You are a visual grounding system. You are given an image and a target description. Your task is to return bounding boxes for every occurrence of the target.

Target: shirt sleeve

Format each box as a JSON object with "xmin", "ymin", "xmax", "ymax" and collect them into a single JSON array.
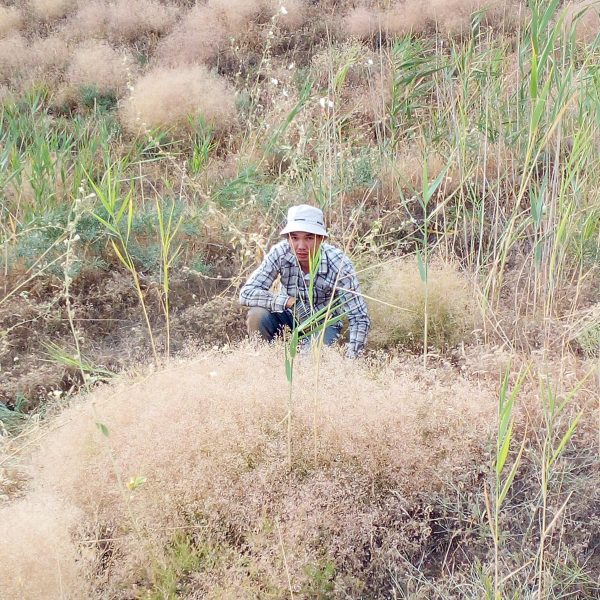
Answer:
[
  {"xmin": 239, "ymin": 248, "xmax": 289, "ymax": 313},
  {"xmin": 335, "ymin": 257, "xmax": 370, "ymax": 357}
]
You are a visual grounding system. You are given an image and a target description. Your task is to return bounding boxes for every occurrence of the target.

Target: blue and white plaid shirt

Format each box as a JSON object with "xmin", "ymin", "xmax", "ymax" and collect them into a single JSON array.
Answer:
[{"xmin": 240, "ymin": 240, "xmax": 370, "ymax": 356}]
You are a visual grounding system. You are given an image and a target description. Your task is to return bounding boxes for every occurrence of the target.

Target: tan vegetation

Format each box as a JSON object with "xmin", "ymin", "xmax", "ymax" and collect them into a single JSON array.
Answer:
[
  {"xmin": 0, "ymin": 1, "xmax": 599, "ymax": 596},
  {"xmin": 121, "ymin": 65, "xmax": 236, "ymax": 134},
  {"xmin": 31, "ymin": 0, "xmax": 78, "ymax": 22},
  {"xmin": 65, "ymin": 40, "xmax": 134, "ymax": 100},
  {"xmin": 1, "ymin": 344, "xmax": 597, "ymax": 598},
  {"xmin": 0, "ymin": 5, "xmax": 22, "ymax": 37},
  {"xmin": 156, "ymin": 0, "xmax": 270, "ymax": 68},
  {"xmin": 366, "ymin": 258, "xmax": 479, "ymax": 350},
  {"xmin": 0, "ymin": 493, "xmax": 85, "ymax": 599},
  {"xmin": 62, "ymin": 0, "xmax": 180, "ymax": 43},
  {"xmin": 344, "ymin": 0, "xmax": 525, "ymax": 39},
  {"xmin": 0, "ymin": 34, "xmax": 27, "ymax": 83},
  {"xmin": 104, "ymin": 0, "xmax": 180, "ymax": 42}
]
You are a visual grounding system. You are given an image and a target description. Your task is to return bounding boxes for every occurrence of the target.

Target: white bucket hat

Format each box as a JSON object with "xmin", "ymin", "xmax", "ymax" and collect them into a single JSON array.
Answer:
[{"xmin": 280, "ymin": 204, "xmax": 328, "ymax": 237}]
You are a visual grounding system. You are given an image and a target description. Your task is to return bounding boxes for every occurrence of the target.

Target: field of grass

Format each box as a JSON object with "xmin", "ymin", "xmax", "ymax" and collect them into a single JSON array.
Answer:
[{"xmin": 0, "ymin": 1, "xmax": 599, "ymax": 598}]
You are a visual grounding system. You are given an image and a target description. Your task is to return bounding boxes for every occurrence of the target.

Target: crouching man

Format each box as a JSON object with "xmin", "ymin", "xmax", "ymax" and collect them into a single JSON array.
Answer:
[{"xmin": 239, "ymin": 205, "xmax": 370, "ymax": 358}]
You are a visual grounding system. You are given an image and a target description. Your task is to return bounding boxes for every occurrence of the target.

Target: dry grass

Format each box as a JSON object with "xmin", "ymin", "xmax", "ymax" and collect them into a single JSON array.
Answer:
[
  {"xmin": 156, "ymin": 0, "xmax": 267, "ymax": 67},
  {"xmin": 378, "ymin": 148, "xmax": 460, "ymax": 202},
  {"xmin": 344, "ymin": 0, "xmax": 525, "ymax": 39},
  {"xmin": 0, "ymin": 34, "xmax": 28, "ymax": 83},
  {"xmin": 104, "ymin": 0, "xmax": 180, "ymax": 42},
  {"xmin": 366, "ymin": 258, "xmax": 479, "ymax": 351},
  {"xmin": 31, "ymin": 0, "xmax": 78, "ymax": 22},
  {"xmin": 120, "ymin": 65, "xmax": 236, "ymax": 135},
  {"xmin": 0, "ymin": 5, "xmax": 22, "ymax": 37},
  {"xmin": 1, "ymin": 343, "xmax": 597, "ymax": 597},
  {"xmin": 1, "ymin": 344, "xmax": 499, "ymax": 597},
  {"xmin": 27, "ymin": 36, "xmax": 70, "ymax": 89},
  {"xmin": 0, "ymin": 493, "xmax": 86, "ymax": 599},
  {"xmin": 62, "ymin": 0, "xmax": 180, "ymax": 43},
  {"xmin": 59, "ymin": 0, "xmax": 105, "ymax": 40},
  {"xmin": 66, "ymin": 40, "xmax": 134, "ymax": 96}
]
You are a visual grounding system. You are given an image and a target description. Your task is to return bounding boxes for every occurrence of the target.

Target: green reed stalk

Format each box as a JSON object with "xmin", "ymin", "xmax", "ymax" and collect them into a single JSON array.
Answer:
[
  {"xmin": 88, "ymin": 161, "xmax": 159, "ymax": 365},
  {"xmin": 156, "ymin": 198, "xmax": 183, "ymax": 359},
  {"xmin": 535, "ymin": 373, "xmax": 587, "ymax": 599},
  {"xmin": 417, "ymin": 158, "xmax": 449, "ymax": 367},
  {"xmin": 486, "ymin": 366, "xmax": 527, "ymax": 599}
]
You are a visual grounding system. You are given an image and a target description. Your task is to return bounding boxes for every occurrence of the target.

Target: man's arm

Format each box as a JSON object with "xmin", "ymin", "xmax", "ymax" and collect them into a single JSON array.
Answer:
[
  {"xmin": 336, "ymin": 258, "xmax": 370, "ymax": 358},
  {"xmin": 239, "ymin": 248, "xmax": 291, "ymax": 312}
]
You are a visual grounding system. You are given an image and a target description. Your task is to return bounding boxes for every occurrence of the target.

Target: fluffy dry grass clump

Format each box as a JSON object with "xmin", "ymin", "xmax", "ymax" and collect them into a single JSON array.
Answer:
[
  {"xmin": 4, "ymin": 343, "xmax": 597, "ymax": 598},
  {"xmin": 104, "ymin": 0, "xmax": 180, "ymax": 42},
  {"xmin": 1, "ymin": 344, "xmax": 501, "ymax": 597},
  {"xmin": 25, "ymin": 36, "xmax": 70, "ymax": 89},
  {"xmin": 366, "ymin": 258, "xmax": 478, "ymax": 351},
  {"xmin": 378, "ymin": 149, "xmax": 460, "ymax": 203},
  {"xmin": 60, "ymin": 0, "xmax": 105, "ymax": 40},
  {"xmin": 0, "ymin": 493, "xmax": 86, "ymax": 599},
  {"xmin": 66, "ymin": 40, "xmax": 134, "ymax": 97},
  {"xmin": 0, "ymin": 5, "xmax": 22, "ymax": 37},
  {"xmin": 345, "ymin": 0, "xmax": 524, "ymax": 39},
  {"xmin": 1, "ymin": 347, "xmax": 495, "ymax": 598},
  {"xmin": 0, "ymin": 34, "xmax": 28, "ymax": 83},
  {"xmin": 63, "ymin": 0, "xmax": 180, "ymax": 43},
  {"xmin": 156, "ymin": 0, "xmax": 269, "ymax": 67},
  {"xmin": 120, "ymin": 65, "xmax": 236, "ymax": 135},
  {"xmin": 31, "ymin": 0, "xmax": 78, "ymax": 22}
]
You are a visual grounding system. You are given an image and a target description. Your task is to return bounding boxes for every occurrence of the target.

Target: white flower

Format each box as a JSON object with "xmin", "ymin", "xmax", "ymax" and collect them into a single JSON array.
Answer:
[
  {"xmin": 319, "ymin": 97, "xmax": 334, "ymax": 109},
  {"xmin": 366, "ymin": 58, "xmax": 374, "ymax": 66},
  {"xmin": 72, "ymin": 234, "xmax": 81, "ymax": 242},
  {"xmin": 287, "ymin": 62, "xmax": 295, "ymax": 70},
  {"xmin": 280, "ymin": 6, "xmax": 288, "ymax": 15},
  {"xmin": 282, "ymin": 88, "xmax": 289, "ymax": 97},
  {"xmin": 270, "ymin": 78, "xmax": 279, "ymax": 86}
]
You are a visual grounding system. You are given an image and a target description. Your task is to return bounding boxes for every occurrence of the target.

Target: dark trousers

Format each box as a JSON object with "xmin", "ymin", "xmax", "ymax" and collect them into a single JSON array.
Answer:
[{"xmin": 247, "ymin": 307, "xmax": 341, "ymax": 346}]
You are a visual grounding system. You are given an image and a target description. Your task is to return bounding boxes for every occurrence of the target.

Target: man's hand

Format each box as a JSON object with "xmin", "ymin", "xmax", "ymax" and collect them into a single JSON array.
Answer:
[{"xmin": 285, "ymin": 296, "xmax": 296, "ymax": 309}]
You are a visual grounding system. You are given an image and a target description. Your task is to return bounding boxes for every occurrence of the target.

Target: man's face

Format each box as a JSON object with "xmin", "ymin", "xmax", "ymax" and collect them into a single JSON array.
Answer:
[{"xmin": 289, "ymin": 231, "xmax": 324, "ymax": 268}]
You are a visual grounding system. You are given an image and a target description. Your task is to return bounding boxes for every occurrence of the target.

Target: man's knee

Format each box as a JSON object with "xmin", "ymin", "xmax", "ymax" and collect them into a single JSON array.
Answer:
[{"xmin": 247, "ymin": 307, "xmax": 271, "ymax": 339}]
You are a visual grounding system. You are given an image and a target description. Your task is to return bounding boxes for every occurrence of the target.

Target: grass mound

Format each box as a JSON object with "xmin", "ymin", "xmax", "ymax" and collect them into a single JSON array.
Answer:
[
  {"xmin": 366, "ymin": 258, "xmax": 479, "ymax": 352},
  {"xmin": 1, "ymin": 344, "xmax": 597, "ymax": 598}
]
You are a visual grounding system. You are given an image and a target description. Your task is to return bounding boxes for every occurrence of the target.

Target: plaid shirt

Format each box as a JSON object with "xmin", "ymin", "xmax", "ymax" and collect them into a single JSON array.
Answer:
[{"xmin": 240, "ymin": 240, "xmax": 370, "ymax": 356}]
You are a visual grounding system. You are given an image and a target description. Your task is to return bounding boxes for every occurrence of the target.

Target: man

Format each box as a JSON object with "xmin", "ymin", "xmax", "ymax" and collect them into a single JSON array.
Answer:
[{"xmin": 239, "ymin": 204, "xmax": 370, "ymax": 357}]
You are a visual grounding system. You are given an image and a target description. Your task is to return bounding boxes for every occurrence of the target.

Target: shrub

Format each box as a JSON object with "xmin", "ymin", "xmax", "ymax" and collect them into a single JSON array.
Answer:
[
  {"xmin": 0, "ymin": 493, "xmax": 86, "ymax": 598},
  {"xmin": 60, "ymin": 0, "xmax": 106, "ymax": 41},
  {"xmin": 3, "ymin": 345, "xmax": 501, "ymax": 597},
  {"xmin": 26, "ymin": 36, "xmax": 70, "ymax": 91},
  {"xmin": 105, "ymin": 0, "xmax": 180, "ymax": 43},
  {"xmin": 344, "ymin": 0, "xmax": 524, "ymax": 39},
  {"xmin": 268, "ymin": 0, "xmax": 307, "ymax": 31},
  {"xmin": 61, "ymin": 0, "xmax": 179, "ymax": 43},
  {"xmin": 0, "ymin": 34, "xmax": 28, "ymax": 83},
  {"xmin": 120, "ymin": 65, "xmax": 236, "ymax": 135},
  {"xmin": 378, "ymin": 148, "xmax": 460, "ymax": 204},
  {"xmin": 0, "ymin": 5, "xmax": 23, "ymax": 37},
  {"xmin": 156, "ymin": 0, "xmax": 266, "ymax": 67},
  {"xmin": 66, "ymin": 40, "xmax": 134, "ymax": 97},
  {"xmin": 572, "ymin": 304, "xmax": 600, "ymax": 358},
  {"xmin": 30, "ymin": 35, "xmax": 70, "ymax": 71},
  {"xmin": 366, "ymin": 258, "xmax": 478, "ymax": 351},
  {"xmin": 31, "ymin": 0, "xmax": 78, "ymax": 22}
]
